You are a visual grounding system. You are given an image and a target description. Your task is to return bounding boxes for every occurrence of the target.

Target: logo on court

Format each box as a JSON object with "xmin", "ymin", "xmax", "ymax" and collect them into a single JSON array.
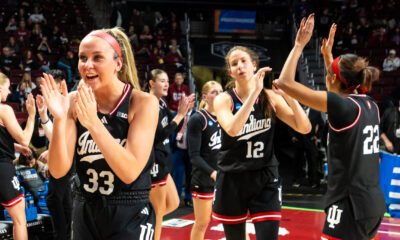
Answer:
[
  {"xmin": 327, "ymin": 205, "xmax": 343, "ymax": 229},
  {"xmin": 139, "ymin": 223, "xmax": 154, "ymax": 240},
  {"xmin": 11, "ymin": 176, "xmax": 20, "ymax": 191},
  {"xmin": 150, "ymin": 163, "xmax": 159, "ymax": 177}
]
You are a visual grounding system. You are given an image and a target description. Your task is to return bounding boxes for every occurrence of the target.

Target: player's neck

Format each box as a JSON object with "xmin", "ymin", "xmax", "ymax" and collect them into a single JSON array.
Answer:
[
  {"xmin": 95, "ymin": 80, "xmax": 125, "ymax": 113},
  {"xmin": 235, "ymin": 79, "xmax": 254, "ymax": 101}
]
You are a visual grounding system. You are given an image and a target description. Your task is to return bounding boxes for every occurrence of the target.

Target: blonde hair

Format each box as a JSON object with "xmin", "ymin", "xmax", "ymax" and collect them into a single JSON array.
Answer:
[
  {"xmin": 0, "ymin": 72, "xmax": 9, "ymax": 86},
  {"xmin": 85, "ymin": 27, "xmax": 140, "ymax": 90},
  {"xmin": 199, "ymin": 80, "xmax": 222, "ymax": 109},
  {"xmin": 225, "ymin": 46, "xmax": 272, "ymax": 119}
]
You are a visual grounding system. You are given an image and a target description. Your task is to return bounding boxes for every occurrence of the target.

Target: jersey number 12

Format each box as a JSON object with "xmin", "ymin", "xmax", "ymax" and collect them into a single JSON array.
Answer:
[{"xmin": 246, "ymin": 141, "xmax": 264, "ymax": 158}]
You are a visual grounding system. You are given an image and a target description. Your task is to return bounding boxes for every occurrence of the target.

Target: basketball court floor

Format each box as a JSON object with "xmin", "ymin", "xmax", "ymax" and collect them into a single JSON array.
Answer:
[{"xmin": 162, "ymin": 191, "xmax": 400, "ymax": 239}]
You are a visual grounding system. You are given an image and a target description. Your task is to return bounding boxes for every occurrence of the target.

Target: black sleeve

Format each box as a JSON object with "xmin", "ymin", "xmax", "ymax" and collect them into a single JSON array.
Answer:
[
  {"xmin": 187, "ymin": 114, "xmax": 215, "ymax": 176},
  {"xmin": 327, "ymin": 91, "xmax": 359, "ymax": 129},
  {"xmin": 154, "ymin": 109, "xmax": 178, "ymax": 145},
  {"xmin": 380, "ymin": 107, "xmax": 392, "ymax": 136}
]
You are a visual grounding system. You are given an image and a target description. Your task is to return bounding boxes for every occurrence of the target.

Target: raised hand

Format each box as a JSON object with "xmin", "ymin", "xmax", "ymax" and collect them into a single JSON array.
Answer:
[
  {"xmin": 25, "ymin": 93, "xmax": 36, "ymax": 116},
  {"xmin": 35, "ymin": 95, "xmax": 48, "ymax": 120},
  {"xmin": 41, "ymin": 73, "xmax": 69, "ymax": 120},
  {"xmin": 295, "ymin": 14, "xmax": 315, "ymax": 49},
  {"xmin": 321, "ymin": 23, "xmax": 337, "ymax": 56},
  {"xmin": 252, "ymin": 67, "xmax": 272, "ymax": 94},
  {"xmin": 74, "ymin": 83, "xmax": 98, "ymax": 130},
  {"xmin": 177, "ymin": 93, "xmax": 195, "ymax": 117},
  {"xmin": 19, "ymin": 145, "xmax": 32, "ymax": 156},
  {"xmin": 272, "ymin": 79, "xmax": 286, "ymax": 96}
]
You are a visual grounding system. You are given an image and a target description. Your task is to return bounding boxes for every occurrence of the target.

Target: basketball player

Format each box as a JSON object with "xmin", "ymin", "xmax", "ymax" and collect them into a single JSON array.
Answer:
[
  {"xmin": 188, "ymin": 81, "xmax": 223, "ymax": 240},
  {"xmin": 41, "ymin": 27, "xmax": 159, "ymax": 239},
  {"xmin": 0, "ymin": 72, "xmax": 36, "ymax": 240},
  {"xmin": 276, "ymin": 15, "xmax": 386, "ymax": 239},
  {"xmin": 212, "ymin": 44, "xmax": 311, "ymax": 238},
  {"xmin": 147, "ymin": 69, "xmax": 194, "ymax": 240}
]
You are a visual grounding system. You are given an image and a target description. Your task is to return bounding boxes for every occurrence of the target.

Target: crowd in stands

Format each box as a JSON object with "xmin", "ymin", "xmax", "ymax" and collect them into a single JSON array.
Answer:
[{"xmin": 299, "ymin": 0, "xmax": 400, "ymax": 110}]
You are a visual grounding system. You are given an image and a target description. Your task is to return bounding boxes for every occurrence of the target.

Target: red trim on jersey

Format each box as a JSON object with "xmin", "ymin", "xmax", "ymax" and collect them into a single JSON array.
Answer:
[
  {"xmin": 109, "ymin": 84, "xmax": 131, "ymax": 116},
  {"xmin": 191, "ymin": 191, "xmax": 214, "ymax": 200},
  {"xmin": 2, "ymin": 193, "xmax": 23, "ymax": 207},
  {"xmin": 212, "ymin": 212, "xmax": 248, "ymax": 224},
  {"xmin": 349, "ymin": 94, "xmax": 367, "ymax": 97},
  {"xmin": 151, "ymin": 175, "xmax": 168, "ymax": 188},
  {"xmin": 198, "ymin": 110, "xmax": 208, "ymax": 131},
  {"xmin": 372, "ymin": 101, "xmax": 380, "ymax": 122},
  {"xmin": 328, "ymin": 97, "xmax": 361, "ymax": 132},
  {"xmin": 159, "ymin": 98, "xmax": 167, "ymax": 110},
  {"xmin": 232, "ymin": 88, "xmax": 243, "ymax": 104},
  {"xmin": 321, "ymin": 233, "xmax": 342, "ymax": 240},
  {"xmin": 249, "ymin": 212, "xmax": 281, "ymax": 223},
  {"xmin": 202, "ymin": 109, "xmax": 217, "ymax": 123}
]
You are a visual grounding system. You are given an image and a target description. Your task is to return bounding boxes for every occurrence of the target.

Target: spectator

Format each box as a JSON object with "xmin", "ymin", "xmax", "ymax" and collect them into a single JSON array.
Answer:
[
  {"xmin": 382, "ymin": 49, "xmax": 400, "ymax": 72},
  {"xmin": 5, "ymin": 16, "xmax": 17, "ymax": 34},
  {"xmin": 391, "ymin": 27, "xmax": 400, "ymax": 46},
  {"xmin": 380, "ymin": 100, "xmax": 400, "ymax": 154},
  {"xmin": 31, "ymin": 23, "xmax": 44, "ymax": 47},
  {"xmin": 167, "ymin": 73, "xmax": 189, "ymax": 111},
  {"xmin": 57, "ymin": 50, "xmax": 78, "ymax": 84},
  {"xmin": 36, "ymin": 36, "xmax": 52, "ymax": 55},
  {"xmin": 36, "ymin": 52, "xmax": 51, "ymax": 73},
  {"xmin": 29, "ymin": 6, "xmax": 47, "ymax": 24},
  {"xmin": 156, "ymin": 39, "xmax": 168, "ymax": 57},
  {"xmin": 6, "ymin": 36, "xmax": 20, "ymax": 56},
  {"xmin": 149, "ymin": 47, "xmax": 164, "ymax": 67},
  {"xmin": 14, "ymin": 20, "xmax": 31, "ymax": 45},
  {"xmin": 127, "ymin": 25, "xmax": 139, "ymax": 50},
  {"xmin": 0, "ymin": 46, "xmax": 18, "ymax": 75},
  {"xmin": 19, "ymin": 72, "xmax": 36, "ymax": 93},
  {"xmin": 165, "ymin": 45, "xmax": 183, "ymax": 69},
  {"xmin": 20, "ymin": 49, "xmax": 38, "ymax": 71},
  {"xmin": 11, "ymin": 81, "xmax": 29, "ymax": 105},
  {"xmin": 139, "ymin": 24, "xmax": 154, "ymax": 45}
]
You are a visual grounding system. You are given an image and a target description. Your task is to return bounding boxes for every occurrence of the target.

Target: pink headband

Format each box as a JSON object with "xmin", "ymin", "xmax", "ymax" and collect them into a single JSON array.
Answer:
[{"xmin": 88, "ymin": 30, "xmax": 122, "ymax": 59}]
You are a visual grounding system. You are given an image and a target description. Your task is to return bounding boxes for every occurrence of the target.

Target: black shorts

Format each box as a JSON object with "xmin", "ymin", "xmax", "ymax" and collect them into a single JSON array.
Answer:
[
  {"xmin": 212, "ymin": 167, "xmax": 282, "ymax": 224},
  {"xmin": 322, "ymin": 197, "xmax": 383, "ymax": 240},
  {"xmin": 72, "ymin": 192, "xmax": 155, "ymax": 240},
  {"xmin": 191, "ymin": 185, "xmax": 214, "ymax": 200},
  {"xmin": 150, "ymin": 151, "xmax": 170, "ymax": 185},
  {"xmin": 0, "ymin": 162, "xmax": 24, "ymax": 208}
]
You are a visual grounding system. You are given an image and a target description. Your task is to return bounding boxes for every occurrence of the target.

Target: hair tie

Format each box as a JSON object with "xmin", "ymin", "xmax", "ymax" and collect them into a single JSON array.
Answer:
[{"xmin": 88, "ymin": 30, "xmax": 122, "ymax": 59}]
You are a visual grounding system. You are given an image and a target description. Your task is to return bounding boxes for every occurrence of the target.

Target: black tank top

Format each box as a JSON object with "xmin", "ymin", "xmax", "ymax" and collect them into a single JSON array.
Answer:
[
  {"xmin": 0, "ymin": 122, "xmax": 15, "ymax": 161},
  {"xmin": 189, "ymin": 109, "xmax": 221, "ymax": 186},
  {"xmin": 154, "ymin": 98, "xmax": 172, "ymax": 158},
  {"xmin": 326, "ymin": 94, "xmax": 386, "ymax": 219},
  {"xmin": 217, "ymin": 88, "xmax": 277, "ymax": 172},
  {"xmin": 74, "ymin": 84, "xmax": 152, "ymax": 196}
]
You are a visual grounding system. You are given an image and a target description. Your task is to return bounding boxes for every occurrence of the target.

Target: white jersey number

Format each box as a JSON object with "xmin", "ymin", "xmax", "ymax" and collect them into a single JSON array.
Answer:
[
  {"xmin": 363, "ymin": 125, "xmax": 379, "ymax": 155},
  {"xmin": 83, "ymin": 168, "xmax": 115, "ymax": 195},
  {"xmin": 246, "ymin": 141, "xmax": 264, "ymax": 158}
]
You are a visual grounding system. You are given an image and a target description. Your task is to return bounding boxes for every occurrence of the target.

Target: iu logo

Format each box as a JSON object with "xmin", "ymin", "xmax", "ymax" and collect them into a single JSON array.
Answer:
[
  {"xmin": 139, "ymin": 223, "xmax": 154, "ymax": 240},
  {"xmin": 327, "ymin": 205, "xmax": 343, "ymax": 229},
  {"xmin": 11, "ymin": 176, "xmax": 20, "ymax": 191},
  {"xmin": 150, "ymin": 163, "xmax": 159, "ymax": 178}
]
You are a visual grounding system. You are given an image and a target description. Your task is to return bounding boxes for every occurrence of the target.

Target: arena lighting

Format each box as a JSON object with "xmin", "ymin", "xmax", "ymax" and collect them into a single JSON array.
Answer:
[{"xmin": 211, "ymin": 42, "xmax": 271, "ymax": 62}]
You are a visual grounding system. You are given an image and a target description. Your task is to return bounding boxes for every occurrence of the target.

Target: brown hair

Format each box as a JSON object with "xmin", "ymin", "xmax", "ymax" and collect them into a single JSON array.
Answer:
[
  {"xmin": 334, "ymin": 54, "xmax": 380, "ymax": 92},
  {"xmin": 144, "ymin": 68, "xmax": 167, "ymax": 92},
  {"xmin": 21, "ymin": 72, "xmax": 33, "ymax": 89},
  {"xmin": 85, "ymin": 27, "xmax": 140, "ymax": 90},
  {"xmin": 225, "ymin": 46, "xmax": 272, "ymax": 119},
  {"xmin": 199, "ymin": 80, "xmax": 222, "ymax": 109}
]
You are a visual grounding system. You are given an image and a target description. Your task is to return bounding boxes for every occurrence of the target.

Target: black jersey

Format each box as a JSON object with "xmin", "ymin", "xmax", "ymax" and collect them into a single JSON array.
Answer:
[
  {"xmin": 154, "ymin": 98, "xmax": 176, "ymax": 160},
  {"xmin": 326, "ymin": 93, "xmax": 386, "ymax": 219},
  {"xmin": 217, "ymin": 88, "xmax": 277, "ymax": 172},
  {"xmin": 74, "ymin": 84, "xmax": 152, "ymax": 196},
  {"xmin": 188, "ymin": 109, "xmax": 221, "ymax": 187},
  {"xmin": 0, "ymin": 122, "xmax": 15, "ymax": 161}
]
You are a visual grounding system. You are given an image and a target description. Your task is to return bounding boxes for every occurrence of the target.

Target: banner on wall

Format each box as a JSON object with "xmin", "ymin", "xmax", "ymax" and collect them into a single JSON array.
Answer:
[
  {"xmin": 380, "ymin": 151, "xmax": 400, "ymax": 217},
  {"xmin": 214, "ymin": 10, "xmax": 256, "ymax": 33}
]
